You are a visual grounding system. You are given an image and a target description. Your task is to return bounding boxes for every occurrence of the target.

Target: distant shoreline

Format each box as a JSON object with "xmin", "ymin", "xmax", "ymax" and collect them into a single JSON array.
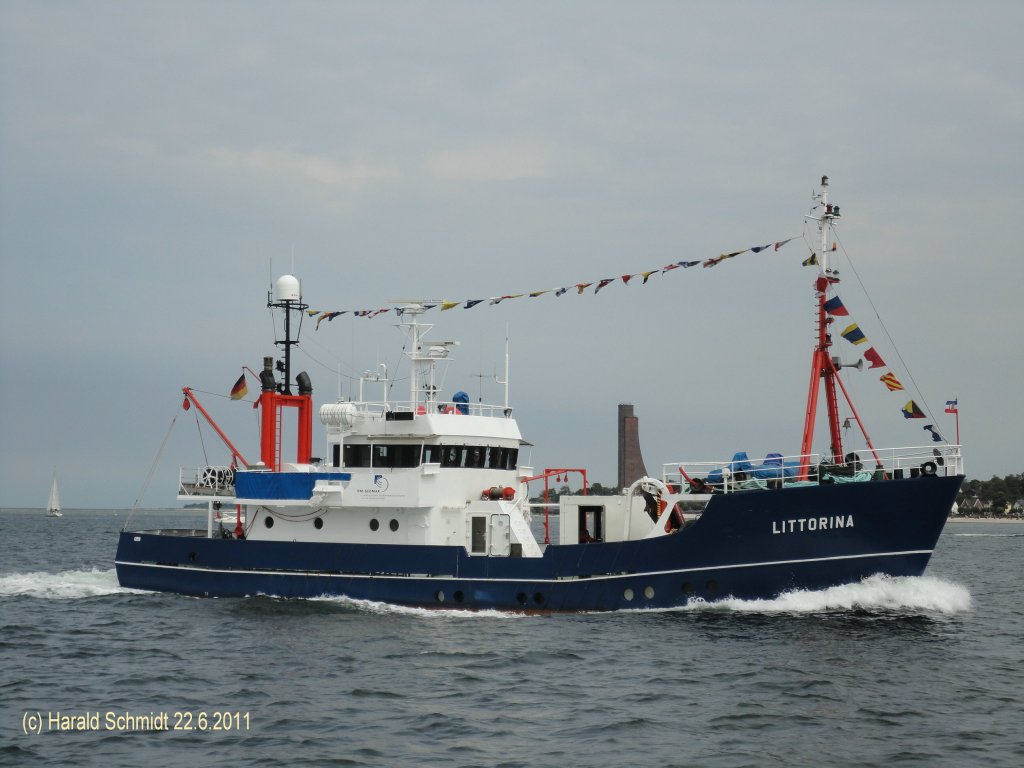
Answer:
[{"xmin": 947, "ymin": 517, "xmax": 1023, "ymax": 524}]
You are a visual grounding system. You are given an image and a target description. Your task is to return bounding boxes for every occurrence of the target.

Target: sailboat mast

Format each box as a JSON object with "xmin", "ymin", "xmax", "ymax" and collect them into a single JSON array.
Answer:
[{"xmin": 48, "ymin": 467, "xmax": 61, "ymax": 513}]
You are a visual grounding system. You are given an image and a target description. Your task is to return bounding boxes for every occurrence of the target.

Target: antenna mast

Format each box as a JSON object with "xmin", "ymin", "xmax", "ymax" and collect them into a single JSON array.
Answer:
[
  {"xmin": 268, "ymin": 275, "xmax": 308, "ymax": 394},
  {"xmin": 259, "ymin": 275, "xmax": 314, "ymax": 470},
  {"xmin": 394, "ymin": 301, "xmax": 458, "ymax": 412},
  {"xmin": 495, "ymin": 328, "xmax": 510, "ymax": 412}
]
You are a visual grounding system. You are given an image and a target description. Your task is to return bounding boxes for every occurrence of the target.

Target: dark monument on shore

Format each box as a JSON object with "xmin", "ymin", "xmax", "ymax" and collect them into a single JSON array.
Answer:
[{"xmin": 617, "ymin": 403, "xmax": 648, "ymax": 491}]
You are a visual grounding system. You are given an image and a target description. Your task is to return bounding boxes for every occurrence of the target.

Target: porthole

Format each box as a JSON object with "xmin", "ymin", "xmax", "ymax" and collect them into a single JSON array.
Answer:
[
  {"xmin": 435, "ymin": 590, "xmax": 445, "ymax": 603},
  {"xmin": 454, "ymin": 590, "xmax": 465, "ymax": 604},
  {"xmin": 682, "ymin": 582, "xmax": 694, "ymax": 594},
  {"xmin": 644, "ymin": 586, "xmax": 655, "ymax": 599},
  {"xmin": 369, "ymin": 519, "xmax": 380, "ymax": 531},
  {"xmin": 623, "ymin": 588, "xmax": 634, "ymax": 601},
  {"xmin": 314, "ymin": 517, "xmax": 324, "ymax": 530},
  {"xmin": 706, "ymin": 579, "xmax": 719, "ymax": 594},
  {"xmin": 533, "ymin": 592, "xmax": 545, "ymax": 606},
  {"xmin": 264, "ymin": 516, "xmax": 274, "ymax": 529},
  {"xmin": 516, "ymin": 592, "xmax": 528, "ymax": 605},
  {"xmin": 389, "ymin": 519, "xmax": 399, "ymax": 532}
]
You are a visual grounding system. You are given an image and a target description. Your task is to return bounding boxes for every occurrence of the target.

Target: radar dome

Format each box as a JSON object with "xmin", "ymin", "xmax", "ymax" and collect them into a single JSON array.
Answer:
[{"xmin": 275, "ymin": 275, "xmax": 301, "ymax": 302}]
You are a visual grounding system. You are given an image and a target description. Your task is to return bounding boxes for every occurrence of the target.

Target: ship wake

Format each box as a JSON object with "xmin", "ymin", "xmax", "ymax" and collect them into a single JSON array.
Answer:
[
  {"xmin": 0, "ymin": 568, "xmax": 144, "ymax": 599},
  {"xmin": 686, "ymin": 574, "xmax": 972, "ymax": 615}
]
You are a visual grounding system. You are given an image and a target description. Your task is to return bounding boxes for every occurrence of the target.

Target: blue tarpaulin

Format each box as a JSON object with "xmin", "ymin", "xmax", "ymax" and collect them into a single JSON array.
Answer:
[
  {"xmin": 708, "ymin": 452, "xmax": 752, "ymax": 484},
  {"xmin": 751, "ymin": 453, "xmax": 800, "ymax": 480},
  {"xmin": 708, "ymin": 452, "xmax": 799, "ymax": 484},
  {"xmin": 730, "ymin": 452, "xmax": 752, "ymax": 472},
  {"xmin": 236, "ymin": 471, "xmax": 351, "ymax": 500}
]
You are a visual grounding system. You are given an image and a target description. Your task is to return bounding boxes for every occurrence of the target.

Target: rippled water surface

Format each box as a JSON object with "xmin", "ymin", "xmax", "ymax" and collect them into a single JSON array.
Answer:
[{"xmin": 2, "ymin": 509, "xmax": 1022, "ymax": 767}]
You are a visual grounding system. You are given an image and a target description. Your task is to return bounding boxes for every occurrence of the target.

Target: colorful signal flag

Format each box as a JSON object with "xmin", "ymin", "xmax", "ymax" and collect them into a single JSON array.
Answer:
[
  {"xmin": 823, "ymin": 297, "xmax": 849, "ymax": 316},
  {"xmin": 864, "ymin": 347, "xmax": 885, "ymax": 369},
  {"xmin": 840, "ymin": 323, "xmax": 868, "ymax": 346},
  {"xmin": 902, "ymin": 400, "xmax": 926, "ymax": 419},
  {"xmin": 879, "ymin": 373, "xmax": 904, "ymax": 391}
]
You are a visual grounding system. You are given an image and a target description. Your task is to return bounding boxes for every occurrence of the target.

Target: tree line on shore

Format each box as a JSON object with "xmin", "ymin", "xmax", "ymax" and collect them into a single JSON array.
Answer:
[{"xmin": 957, "ymin": 472, "xmax": 1023, "ymax": 517}]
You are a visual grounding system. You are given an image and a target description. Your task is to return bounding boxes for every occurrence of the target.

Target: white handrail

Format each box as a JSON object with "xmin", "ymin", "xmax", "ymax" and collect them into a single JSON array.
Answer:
[{"xmin": 663, "ymin": 445, "xmax": 963, "ymax": 493}]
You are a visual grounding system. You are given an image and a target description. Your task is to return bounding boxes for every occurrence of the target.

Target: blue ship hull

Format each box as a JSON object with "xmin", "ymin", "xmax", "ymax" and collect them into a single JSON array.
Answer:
[{"xmin": 116, "ymin": 475, "xmax": 961, "ymax": 611}]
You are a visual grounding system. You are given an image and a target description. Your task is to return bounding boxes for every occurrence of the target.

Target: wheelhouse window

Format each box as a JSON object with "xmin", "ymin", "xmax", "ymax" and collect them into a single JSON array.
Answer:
[
  {"xmin": 486, "ymin": 446, "xmax": 519, "ymax": 470},
  {"xmin": 342, "ymin": 444, "xmax": 371, "ymax": 468},
  {"xmin": 434, "ymin": 444, "xmax": 518, "ymax": 469},
  {"xmin": 351, "ymin": 442, "xmax": 518, "ymax": 470},
  {"xmin": 373, "ymin": 444, "xmax": 421, "ymax": 468},
  {"xmin": 423, "ymin": 444, "xmax": 441, "ymax": 465},
  {"xmin": 441, "ymin": 446, "xmax": 465, "ymax": 468}
]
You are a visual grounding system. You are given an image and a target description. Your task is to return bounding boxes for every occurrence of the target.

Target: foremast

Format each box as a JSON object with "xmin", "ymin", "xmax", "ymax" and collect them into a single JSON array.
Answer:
[
  {"xmin": 259, "ymin": 275, "xmax": 314, "ymax": 470},
  {"xmin": 799, "ymin": 176, "xmax": 880, "ymax": 475}
]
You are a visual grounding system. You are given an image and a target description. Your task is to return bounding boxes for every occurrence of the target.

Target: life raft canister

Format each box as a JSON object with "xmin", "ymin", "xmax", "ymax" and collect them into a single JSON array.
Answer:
[{"xmin": 482, "ymin": 486, "xmax": 516, "ymax": 501}]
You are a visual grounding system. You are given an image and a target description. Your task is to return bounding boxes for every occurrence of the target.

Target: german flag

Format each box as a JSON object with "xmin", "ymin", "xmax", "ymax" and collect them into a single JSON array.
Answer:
[{"xmin": 230, "ymin": 374, "xmax": 248, "ymax": 401}]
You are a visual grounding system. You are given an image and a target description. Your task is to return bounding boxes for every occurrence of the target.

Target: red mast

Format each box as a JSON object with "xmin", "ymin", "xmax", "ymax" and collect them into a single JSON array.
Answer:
[{"xmin": 799, "ymin": 177, "xmax": 881, "ymax": 477}]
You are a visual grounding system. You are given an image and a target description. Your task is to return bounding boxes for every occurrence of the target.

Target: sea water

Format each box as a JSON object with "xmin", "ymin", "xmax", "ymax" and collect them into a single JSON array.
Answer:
[{"xmin": 1, "ymin": 509, "xmax": 1021, "ymax": 767}]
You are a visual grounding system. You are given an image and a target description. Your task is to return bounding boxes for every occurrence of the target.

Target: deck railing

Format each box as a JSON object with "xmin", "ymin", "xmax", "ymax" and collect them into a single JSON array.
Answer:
[
  {"xmin": 663, "ymin": 445, "xmax": 963, "ymax": 495},
  {"xmin": 330, "ymin": 399, "xmax": 513, "ymax": 419}
]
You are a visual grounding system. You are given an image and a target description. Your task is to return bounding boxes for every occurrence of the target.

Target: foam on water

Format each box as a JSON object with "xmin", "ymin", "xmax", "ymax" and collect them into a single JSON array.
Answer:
[
  {"xmin": 0, "ymin": 568, "xmax": 143, "ymax": 599},
  {"xmin": 312, "ymin": 574, "xmax": 972, "ymax": 617},
  {"xmin": 308, "ymin": 593, "xmax": 525, "ymax": 619},
  {"xmin": 2, "ymin": 568, "xmax": 971, "ymax": 616},
  {"xmin": 690, "ymin": 574, "xmax": 973, "ymax": 615}
]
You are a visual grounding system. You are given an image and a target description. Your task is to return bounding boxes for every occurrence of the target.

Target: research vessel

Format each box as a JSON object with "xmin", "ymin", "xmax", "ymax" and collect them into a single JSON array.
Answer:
[{"xmin": 115, "ymin": 178, "xmax": 963, "ymax": 610}]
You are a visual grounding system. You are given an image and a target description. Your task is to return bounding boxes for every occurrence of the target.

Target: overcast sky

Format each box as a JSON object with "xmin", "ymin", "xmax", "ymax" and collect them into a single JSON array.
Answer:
[{"xmin": 1, "ymin": 1, "xmax": 1021, "ymax": 508}]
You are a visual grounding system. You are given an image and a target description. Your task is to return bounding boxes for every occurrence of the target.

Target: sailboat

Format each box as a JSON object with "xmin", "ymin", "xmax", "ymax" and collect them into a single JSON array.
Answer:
[{"xmin": 47, "ymin": 469, "xmax": 63, "ymax": 517}]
